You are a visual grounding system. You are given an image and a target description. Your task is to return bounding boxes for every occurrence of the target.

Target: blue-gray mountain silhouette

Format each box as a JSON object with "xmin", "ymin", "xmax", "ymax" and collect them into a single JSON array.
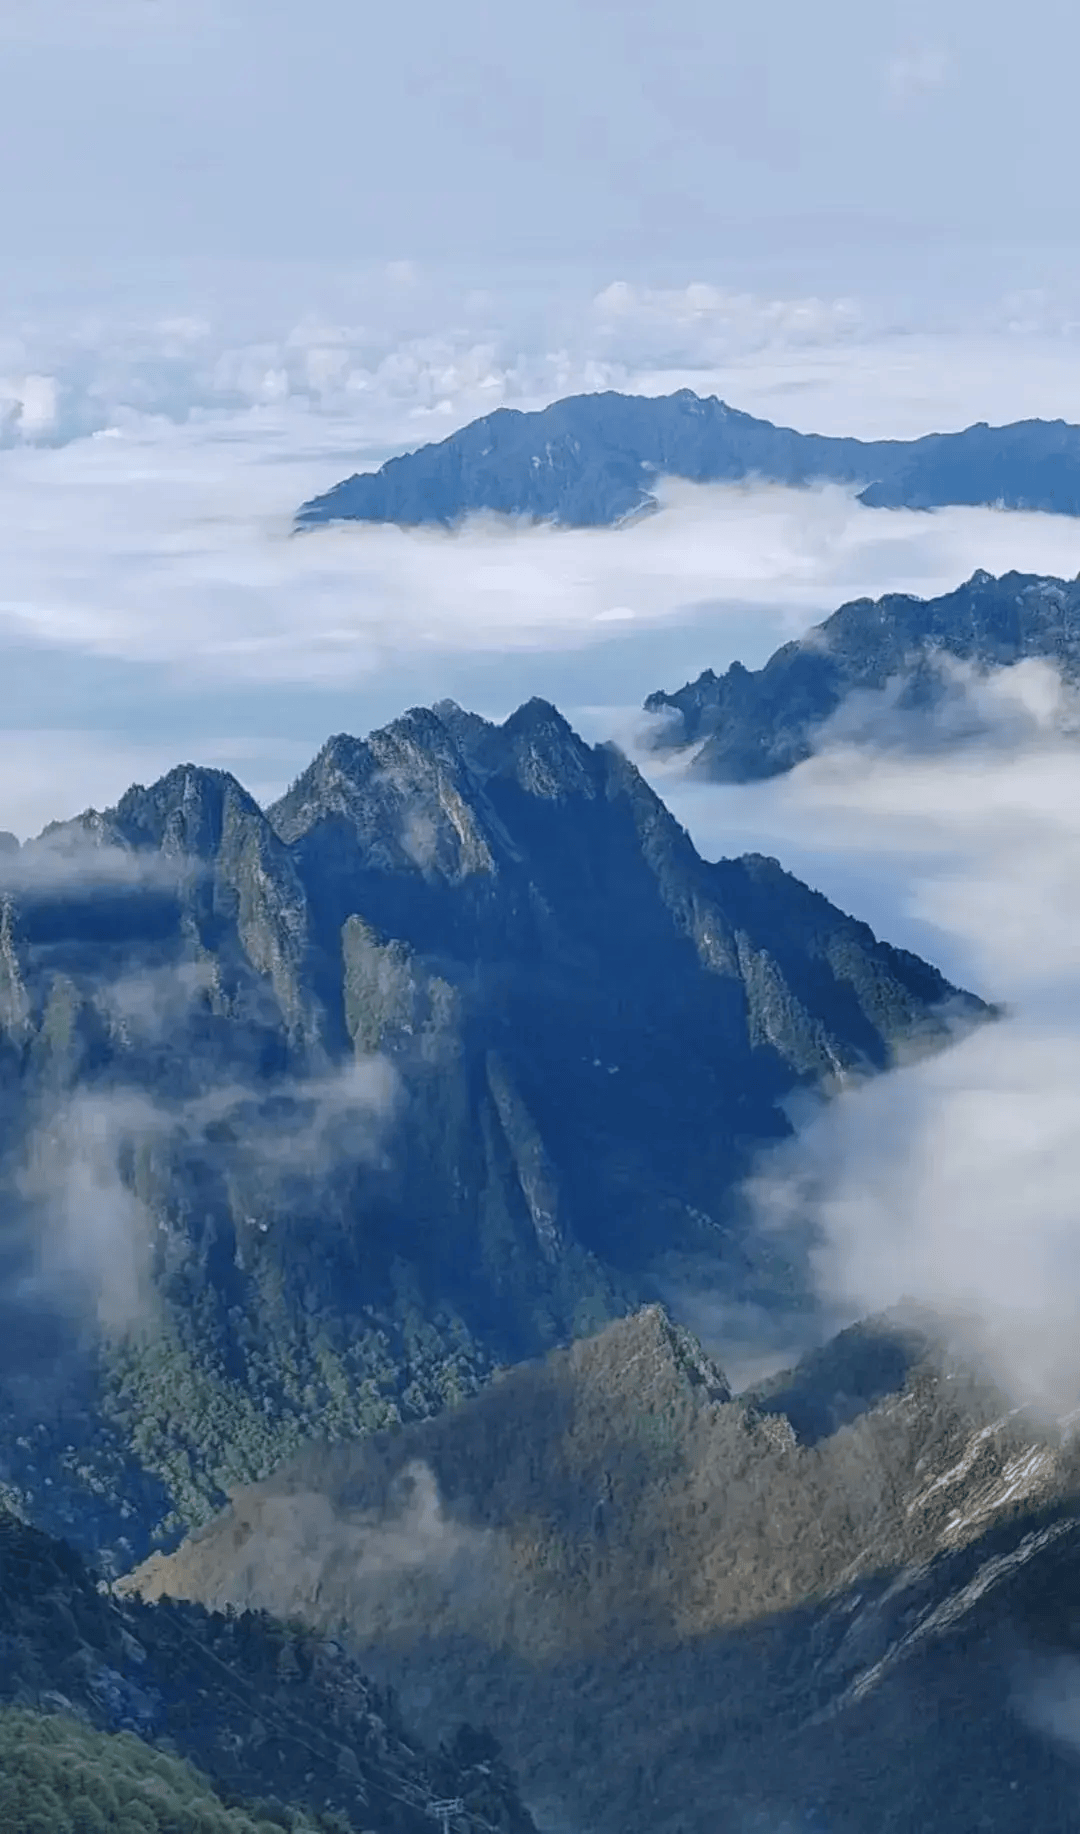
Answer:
[
  {"xmin": 296, "ymin": 390, "xmax": 1080, "ymax": 528},
  {"xmin": 0, "ymin": 699, "xmax": 984, "ymax": 1559},
  {"xmin": 646, "ymin": 568, "xmax": 1080, "ymax": 780}
]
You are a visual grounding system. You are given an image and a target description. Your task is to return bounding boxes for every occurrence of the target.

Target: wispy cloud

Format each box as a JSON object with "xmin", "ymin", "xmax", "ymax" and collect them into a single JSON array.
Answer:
[{"xmin": 15, "ymin": 1041, "xmax": 399, "ymax": 1341}]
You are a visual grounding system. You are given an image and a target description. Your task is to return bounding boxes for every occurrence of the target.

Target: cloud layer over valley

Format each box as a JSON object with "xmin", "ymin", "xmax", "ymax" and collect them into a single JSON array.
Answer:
[
  {"xmin": 650, "ymin": 723, "xmax": 1080, "ymax": 1413},
  {"xmin": 7, "ymin": 258, "xmax": 1080, "ymax": 1428},
  {"xmin": 7, "ymin": 263, "xmax": 1080, "ymax": 834}
]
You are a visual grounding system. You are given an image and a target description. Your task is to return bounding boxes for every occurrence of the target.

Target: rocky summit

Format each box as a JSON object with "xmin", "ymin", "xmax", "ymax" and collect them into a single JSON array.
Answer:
[
  {"xmin": 645, "ymin": 568, "xmax": 1080, "ymax": 780},
  {"xmin": 296, "ymin": 389, "xmax": 1080, "ymax": 529},
  {"xmin": 0, "ymin": 698, "xmax": 983, "ymax": 1564}
]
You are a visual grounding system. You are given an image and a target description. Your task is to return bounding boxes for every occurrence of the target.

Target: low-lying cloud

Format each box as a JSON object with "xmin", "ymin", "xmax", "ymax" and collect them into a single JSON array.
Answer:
[
  {"xmin": 9, "ymin": 967, "xmax": 401, "ymax": 1343},
  {"xmin": 20, "ymin": 1087, "xmax": 166, "ymax": 1337},
  {"xmin": 5, "ymin": 261, "xmax": 1080, "ymax": 835},
  {"xmin": 650, "ymin": 712, "xmax": 1080, "ymax": 1416},
  {"xmin": 1018, "ymin": 1656, "xmax": 1080, "ymax": 1759},
  {"xmin": 9, "ymin": 435, "xmax": 1080, "ymax": 840},
  {"xmin": 819, "ymin": 654, "xmax": 1080, "ymax": 757},
  {"xmin": 748, "ymin": 1021, "xmax": 1080, "ymax": 1411},
  {"xmin": 0, "ymin": 825, "xmax": 186, "ymax": 895}
]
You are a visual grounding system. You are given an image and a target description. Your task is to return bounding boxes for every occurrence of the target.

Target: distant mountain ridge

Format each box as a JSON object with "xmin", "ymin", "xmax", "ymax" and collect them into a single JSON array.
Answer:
[
  {"xmin": 645, "ymin": 568, "xmax": 1080, "ymax": 780},
  {"xmin": 0, "ymin": 698, "xmax": 983, "ymax": 1560},
  {"xmin": 296, "ymin": 388, "xmax": 1080, "ymax": 528}
]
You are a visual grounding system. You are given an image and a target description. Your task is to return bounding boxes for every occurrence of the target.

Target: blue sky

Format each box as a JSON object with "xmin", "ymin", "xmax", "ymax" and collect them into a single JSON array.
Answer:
[{"xmin": 0, "ymin": 0, "xmax": 1077, "ymax": 270}]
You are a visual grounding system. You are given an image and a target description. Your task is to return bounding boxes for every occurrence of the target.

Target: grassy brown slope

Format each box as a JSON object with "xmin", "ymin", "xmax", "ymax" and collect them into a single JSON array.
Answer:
[{"xmin": 123, "ymin": 1308, "xmax": 1080, "ymax": 1833}]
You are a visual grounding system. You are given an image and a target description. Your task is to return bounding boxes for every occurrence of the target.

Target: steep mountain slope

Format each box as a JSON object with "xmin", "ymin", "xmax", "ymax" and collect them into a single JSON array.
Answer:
[
  {"xmin": 0, "ymin": 701, "xmax": 983, "ymax": 1560},
  {"xmin": 295, "ymin": 389, "xmax": 1080, "ymax": 529},
  {"xmin": 126, "ymin": 1306, "xmax": 1080, "ymax": 1834},
  {"xmin": 0, "ymin": 1504, "xmax": 535, "ymax": 1834},
  {"xmin": 645, "ymin": 568, "xmax": 1080, "ymax": 780},
  {"xmin": 0, "ymin": 1715, "xmax": 330, "ymax": 1834}
]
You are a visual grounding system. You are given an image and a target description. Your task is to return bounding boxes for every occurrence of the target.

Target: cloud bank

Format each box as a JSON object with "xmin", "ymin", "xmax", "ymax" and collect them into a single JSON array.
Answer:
[
  {"xmin": 652, "ymin": 722, "xmax": 1080, "ymax": 1416},
  {"xmin": 7, "ymin": 259, "xmax": 1080, "ymax": 866},
  {"xmin": 8, "ymin": 454, "xmax": 1080, "ymax": 837}
]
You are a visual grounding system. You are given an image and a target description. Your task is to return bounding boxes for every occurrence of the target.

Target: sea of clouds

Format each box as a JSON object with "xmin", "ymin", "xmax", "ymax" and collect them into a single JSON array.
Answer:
[
  {"xmin": 6, "ymin": 260, "xmax": 1080, "ymax": 835},
  {"xmin": 649, "ymin": 725, "xmax": 1080, "ymax": 1417},
  {"xmin": 7, "ymin": 255, "xmax": 1080, "ymax": 1430}
]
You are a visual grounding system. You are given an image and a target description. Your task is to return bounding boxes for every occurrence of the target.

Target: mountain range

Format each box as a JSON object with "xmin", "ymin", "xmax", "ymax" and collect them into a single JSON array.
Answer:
[
  {"xmin": 0, "ymin": 697, "xmax": 983, "ymax": 1567},
  {"xmin": 295, "ymin": 389, "xmax": 1080, "ymax": 529},
  {"xmin": 125, "ymin": 1303, "xmax": 1080, "ymax": 1834},
  {"xmin": 644, "ymin": 568, "xmax": 1080, "ymax": 779}
]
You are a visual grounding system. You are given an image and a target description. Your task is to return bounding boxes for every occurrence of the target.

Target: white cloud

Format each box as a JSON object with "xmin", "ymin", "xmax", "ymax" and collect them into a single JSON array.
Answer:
[
  {"xmin": 749, "ymin": 1020, "xmax": 1080, "ymax": 1413},
  {"xmin": 4, "ymin": 264, "xmax": 1080, "ymax": 837},
  {"xmin": 5, "ymin": 266, "xmax": 1080, "ymax": 453},
  {"xmin": 650, "ymin": 726, "xmax": 1080, "ymax": 1416},
  {"xmin": 7, "ymin": 430, "xmax": 1080, "ymax": 702},
  {"xmin": 591, "ymin": 280, "xmax": 864, "ymax": 371},
  {"xmin": 20, "ymin": 1087, "xmax": 165, "ymax": 1336},
  {"xmin": 18, "ymin": 1050, "xmax": 400, "ymax": 1340}
]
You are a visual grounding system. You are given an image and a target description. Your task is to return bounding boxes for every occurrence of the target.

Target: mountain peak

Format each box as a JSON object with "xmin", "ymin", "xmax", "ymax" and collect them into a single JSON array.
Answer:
[
  {"xmin": 503, "ymin": 695, "xmax": 569, "ymax": 730},
  {"xmin": 566, "ymin": 1302, "xmax": 733, "ymax": 1406},
  {"xmin": 486, "ymin": 698, "xmax": 600, "ymax": 801},
  {"xmin": 269, "ymin": 708, "xmax": 515, "ymax": 884},
  {"xmin": 2, "ymin": 692, "xmax": 987, "ymax": 1573},
  {"xmin": 370, "ymin": 703, "xmax": 477, "ymax": 772},
  {"xmin": 109, "ymin": 763, "xmax": 263, "ymax": 857}
]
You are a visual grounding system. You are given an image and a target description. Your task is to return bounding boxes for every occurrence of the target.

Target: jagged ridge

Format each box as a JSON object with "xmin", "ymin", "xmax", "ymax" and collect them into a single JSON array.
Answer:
[
  {"xmin": 645, "ymin": 568, "xmax": 1080, "ymax": 780},
  {"xmin": 0, "ymin": 699, "xmax": 985, "ymax": 1558}
]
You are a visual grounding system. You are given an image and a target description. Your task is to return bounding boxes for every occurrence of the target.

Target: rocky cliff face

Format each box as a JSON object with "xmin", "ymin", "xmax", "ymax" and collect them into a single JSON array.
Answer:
[
  {"xmin": 0, "ymin": 700, "xmax": 984, "ymax": 1562},
  {"xmin": 646, "ymin": 569, "xmax": 1080, "ymax": 780},
  {"xmin": 295, "ymin": 389, "xmax": 1080, "ymax": 529},
  {"xmin": 124, "ymin": 1306, "xmax": 1080, "ymax": 1834}
]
